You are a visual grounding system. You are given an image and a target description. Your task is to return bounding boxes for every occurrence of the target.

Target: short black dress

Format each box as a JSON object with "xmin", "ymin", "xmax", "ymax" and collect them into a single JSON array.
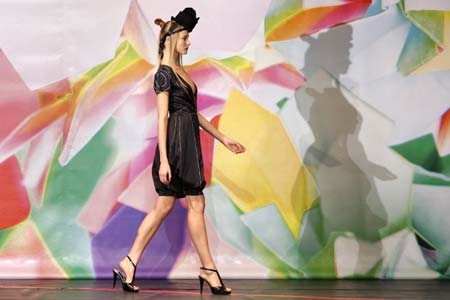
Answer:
[{"xmin": 152, "ymin": 65, "xmax": 206, "ymax": 198}]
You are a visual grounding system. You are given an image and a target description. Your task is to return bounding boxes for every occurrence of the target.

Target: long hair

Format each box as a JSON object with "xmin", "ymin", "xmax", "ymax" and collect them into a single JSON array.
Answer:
[{"xmin": 154, "ymin": 18, "xmax": 190, "ymax": 96}]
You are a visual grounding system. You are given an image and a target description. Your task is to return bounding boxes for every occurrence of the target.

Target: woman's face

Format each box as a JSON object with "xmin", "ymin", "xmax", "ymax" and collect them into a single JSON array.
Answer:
[{"xmin": 176, "ymin": 30, "xmax": 191, "ymax": 55}]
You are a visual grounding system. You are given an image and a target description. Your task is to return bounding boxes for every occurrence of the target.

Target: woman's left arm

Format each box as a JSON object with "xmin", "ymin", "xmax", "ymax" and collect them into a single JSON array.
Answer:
[
  {"xmin": 197, "ymin": 112, "xmax": 246, "ymax": 154},
  {"xmin": 197, "ymin": 112, "xmax": 224, "ymax": 143}
]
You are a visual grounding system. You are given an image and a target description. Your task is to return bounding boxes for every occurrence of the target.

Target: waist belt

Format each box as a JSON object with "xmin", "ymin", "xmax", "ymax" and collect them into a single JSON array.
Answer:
[{"xmin": 171, "ymin": 110, "xmax": 197, "ymax": 115}]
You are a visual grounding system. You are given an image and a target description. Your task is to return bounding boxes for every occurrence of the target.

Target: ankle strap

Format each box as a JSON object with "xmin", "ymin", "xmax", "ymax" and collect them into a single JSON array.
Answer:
[
  {"xmin": 200, "ymin": 267, "xmax": 224, "ymax": 286},
  {"xmin": 200, "ymin": 267, "xmax": 217, "ymax": 272},
  {"xmin": 127, "ymin": 255, "xmax": 136, "ymax": 268}
]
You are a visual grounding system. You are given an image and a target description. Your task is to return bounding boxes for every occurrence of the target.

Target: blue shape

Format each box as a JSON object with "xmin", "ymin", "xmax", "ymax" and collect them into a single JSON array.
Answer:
[{"xmin": 91, "ymin": 202, "xmax": 187, "ymax": 279}]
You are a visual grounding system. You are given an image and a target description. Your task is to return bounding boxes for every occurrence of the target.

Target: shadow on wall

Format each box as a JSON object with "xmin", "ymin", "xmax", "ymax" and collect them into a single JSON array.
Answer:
[{"xmin": 295, "ymin": 24, "xmax": 397, "ymax": 275}]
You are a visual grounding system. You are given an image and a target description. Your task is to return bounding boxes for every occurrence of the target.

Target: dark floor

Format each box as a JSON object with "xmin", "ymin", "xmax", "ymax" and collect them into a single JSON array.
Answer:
[{"xmin": 0, "ymin": 279, "xmax": 449, "ymax": 300}]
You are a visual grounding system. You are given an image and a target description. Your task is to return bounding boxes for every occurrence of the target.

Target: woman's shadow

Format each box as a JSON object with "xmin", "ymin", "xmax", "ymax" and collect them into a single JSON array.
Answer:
[{"xmin": 295, "ymin": 25, "xmax": 396, "ymax": 275}]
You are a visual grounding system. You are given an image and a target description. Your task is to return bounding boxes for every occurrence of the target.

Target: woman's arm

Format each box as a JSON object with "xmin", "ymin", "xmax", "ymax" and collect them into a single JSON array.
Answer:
[
  {"xmin": 156, "ymin": 91, "xmax": 171, "ymax": 183},
  {"xmin": 197, "ymin": 112, "xmax": 246, "ymax": 154},
  {"xmin": 197, "ymin": 112, "xmax": 225, "ymax": 143}
]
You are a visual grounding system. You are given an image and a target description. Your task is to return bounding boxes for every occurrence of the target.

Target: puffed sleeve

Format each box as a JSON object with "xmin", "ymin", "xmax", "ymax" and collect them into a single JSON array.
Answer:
[{"xmin": 153, "ymin": 68, "xmax": 171, "ymax": 95}]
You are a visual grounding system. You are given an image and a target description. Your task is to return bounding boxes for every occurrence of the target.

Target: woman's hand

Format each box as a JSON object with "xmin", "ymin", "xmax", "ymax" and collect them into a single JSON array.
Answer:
[
  {"xmin": 221, "ymin": 136, "xmax": 246, "ymax": 154},
  {"xmin": 159, "ymin": 162, "xmax": 172, "ymax": 184}
]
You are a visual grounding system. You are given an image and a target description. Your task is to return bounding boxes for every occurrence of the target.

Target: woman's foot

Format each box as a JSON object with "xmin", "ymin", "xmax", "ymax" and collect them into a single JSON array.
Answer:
[
  {"xmin": 199, "ymin": 266, "xmax": 231, "ymax": 293},
  {"xmin": 119, "ymin": 256, "xmax": 139, "ymax": 291}
]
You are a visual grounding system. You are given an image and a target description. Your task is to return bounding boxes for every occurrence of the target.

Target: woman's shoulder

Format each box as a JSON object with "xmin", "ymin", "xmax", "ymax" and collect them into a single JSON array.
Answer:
[
  {"xmin": 154, "ymin": 65, "xmax": 174, "ymax": 81},
  {"xmin": 157, "ymin": 64, "xmax": 172, "ymax": 73},
  {"xmin": 154, "ymin": 65, "xmax": 173, "ymax": 94}
]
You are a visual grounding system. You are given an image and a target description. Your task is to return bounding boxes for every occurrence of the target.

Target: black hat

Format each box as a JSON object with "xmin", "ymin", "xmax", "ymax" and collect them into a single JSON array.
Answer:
[{"xmin": 170, "ymin": 7, "xmax": 199, "ymax": 32}]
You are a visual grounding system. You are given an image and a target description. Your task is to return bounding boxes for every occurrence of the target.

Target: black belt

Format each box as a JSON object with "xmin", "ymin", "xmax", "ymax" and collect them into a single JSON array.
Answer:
[{"xmin": 171, "ymin": 110, "xmax": 197, "ymax": 115}]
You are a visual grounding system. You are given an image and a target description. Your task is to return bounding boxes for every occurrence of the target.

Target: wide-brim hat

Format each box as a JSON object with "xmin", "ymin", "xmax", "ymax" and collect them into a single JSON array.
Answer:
[{"xmin": 171, "ymin": 7, "xmax": 199, "ymax": 32}]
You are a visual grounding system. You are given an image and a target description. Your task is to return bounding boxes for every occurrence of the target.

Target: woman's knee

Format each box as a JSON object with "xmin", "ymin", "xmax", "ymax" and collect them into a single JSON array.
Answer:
[
  {"xmin": 187, "ymin": 195, "xmax": 205, "ymax": 213},
  {"xmin": 154, "ymin": 197, "xmax": 176, "ymax": 217}
]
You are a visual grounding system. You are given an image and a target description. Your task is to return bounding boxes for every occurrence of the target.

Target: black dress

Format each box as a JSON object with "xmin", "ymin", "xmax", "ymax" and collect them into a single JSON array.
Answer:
[{"xmin": 152, "ymin": 64, "xmax": 206, "ymax": 198}]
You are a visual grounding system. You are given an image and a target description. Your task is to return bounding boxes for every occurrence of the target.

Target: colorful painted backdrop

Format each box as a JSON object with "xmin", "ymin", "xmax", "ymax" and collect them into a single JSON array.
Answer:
[{"xmin": 0, "ymin": 0, "xmax": 449, "ymax": 279}]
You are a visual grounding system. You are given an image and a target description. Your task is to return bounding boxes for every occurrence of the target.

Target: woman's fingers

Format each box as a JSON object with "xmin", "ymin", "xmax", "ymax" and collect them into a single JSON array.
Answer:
[
  {"xmin": 159, "ymin": 171, "xmax": 171, "ymax": 184},
  {"xmin": 232, "ymin": 142, "xmax": 245, "ymax": 154},
  {"xmin": 224, "ymin": 139, "xmax": 246, "ymax": 154}
]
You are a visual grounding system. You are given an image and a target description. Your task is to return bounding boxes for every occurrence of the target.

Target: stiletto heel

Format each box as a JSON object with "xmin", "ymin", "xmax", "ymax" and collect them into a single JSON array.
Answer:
[
  {"xmin": 198, "ymin": 266, "xmax": 231, "ymax": 295},
  {"xmin": 198, "ymin": 275, "xmax": 204, "ymax": 294},
  {"xmin": 112, "ymin": 256, "xmax": 139, "ymax": 293},
  {"xmin": 113, "ymin": 270, "xmax": 118, "ymax": 288}
]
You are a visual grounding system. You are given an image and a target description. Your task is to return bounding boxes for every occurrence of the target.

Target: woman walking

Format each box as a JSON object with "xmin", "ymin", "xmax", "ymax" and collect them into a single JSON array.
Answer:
[{"xmin": 112, "ymin": 7, "xmax": 246, "ymax": 294}]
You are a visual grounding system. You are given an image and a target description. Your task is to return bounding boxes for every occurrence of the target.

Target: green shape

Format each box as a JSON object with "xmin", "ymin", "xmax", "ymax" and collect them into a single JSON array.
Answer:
[
  {"xmin": 276, "ymin": 97, "xmax": 289, "ymax": 109},
  {"xmin": 391, "ymin": 134, "xmax": 450, "ymax": 177},
  {"xmin": 412, "ymin": 184, "xmax": 450, "ymax": 272},
  {"xmin": 110, "ymin": 40, "xmax": 143, "ymax": 75},
  {"xmin": 80, "ymin": 40, "xmax": 140, "ymax": 86},
  {"xmin": 265, "ymin": 0, "xmax": 302, "ymax": 36},
  {"xmin": 297, "ymin": 202, "xmax": 326, "ymax": 261},
  {"xmin": 400, "ymin": 0, "xmax": 445, "ymax": 46},
  {"xmin": 300, "ymin": 205, "xmax": 375, "ymax": 278},
  {"xmin": 302, "ymin": 232, "xmax": 339, "ymax": 278},
  {"xmin": 366, "ymin": 259, "xmax": 384, "ymax": 278},
  {"xmin": 241, "ymin": 203, "xmax": 303, "ymax": 270},
  {"xmin": 414, "ymin": 168, "xmax": 450, "ymax": 186},
  {"xmin": 397, "ymin": 1, "xmax": 444, "ymax": 74},
  {"xmin": 31, "ymin": 119, "xmax": 116, "ymax": 278},
  {"xmin": 0, "ymin": 228, "xmax": 14, "ymax": 251},
  {"xmin": 204, "ymin": 184, "xmax": 302, "ymax": 278},
  {"xmin": 397, "ymin": 23, "xmax": 439, "ymax": 75},
  {"xmin": 213, "ymin": 56, "xmax": 251, "ymax": 73}
]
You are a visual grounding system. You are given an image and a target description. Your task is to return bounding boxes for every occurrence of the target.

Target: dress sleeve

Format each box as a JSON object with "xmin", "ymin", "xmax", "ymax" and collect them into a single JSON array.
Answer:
[{"xmin": 153, "ymin": 68, "xmax": 171, "ymax": 95}]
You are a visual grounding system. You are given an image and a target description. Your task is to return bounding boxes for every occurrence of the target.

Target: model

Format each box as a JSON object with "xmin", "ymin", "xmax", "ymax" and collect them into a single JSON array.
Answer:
[{"xmin": 112, "ymin": 7, "xmax": 246, "ymax": 295}]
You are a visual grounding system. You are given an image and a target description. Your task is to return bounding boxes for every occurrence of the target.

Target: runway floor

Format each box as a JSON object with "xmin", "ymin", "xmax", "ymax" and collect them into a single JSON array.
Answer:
[{"xmin": 0, "ymin": 279, "xmax": 448, "ymax": 300}]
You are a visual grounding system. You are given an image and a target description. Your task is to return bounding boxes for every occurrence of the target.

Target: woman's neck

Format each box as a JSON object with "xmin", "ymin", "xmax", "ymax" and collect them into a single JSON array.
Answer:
[{"xmin": 161, "ymin": 53, "xmax": 181, "ymax": 67}]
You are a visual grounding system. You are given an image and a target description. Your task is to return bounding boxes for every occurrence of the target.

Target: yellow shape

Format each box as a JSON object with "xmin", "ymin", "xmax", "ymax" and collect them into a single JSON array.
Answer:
[
  {"xmin": 266, "ymin": 7, "xmax": 335, "ymax": 42},
  {"xmin": 413, "ymin": 12, "xmax": 450, "ymax": 74},
  {"xmin": 213, "ymin": 89, "xmax": 317, "ymax": 237}
]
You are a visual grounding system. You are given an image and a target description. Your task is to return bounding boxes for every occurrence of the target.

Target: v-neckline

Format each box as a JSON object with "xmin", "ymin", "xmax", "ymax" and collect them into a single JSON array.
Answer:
[{"xmin": 161, "ymin": 64, "xmax": 197, "ymax": 96}]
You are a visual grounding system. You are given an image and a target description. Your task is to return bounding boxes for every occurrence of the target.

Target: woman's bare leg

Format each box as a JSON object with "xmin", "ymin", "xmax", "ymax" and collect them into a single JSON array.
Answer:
[
  {"xmin": 118, "ymin": 195, "xmax": 177, "ymax": 289},
  {"xmin": 186, "ymin": 194, "xmax": 231, "ymax": 292}
]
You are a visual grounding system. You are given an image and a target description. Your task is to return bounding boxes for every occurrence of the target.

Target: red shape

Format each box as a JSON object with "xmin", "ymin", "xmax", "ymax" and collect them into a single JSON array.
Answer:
[
  {"xmin": 200, "ymin": 114, "xmax": 222, "ymax": 187},
  {"xmin": 437, "ymin": 108, "xmax": 450, "ymax": 154},
  {"xmin": 310, "ymin": 2, "xmax": 371, "ymax": 35},
  {"xmin": 0, "ymin": 157, "xmax": 30, "ymax": 229}
]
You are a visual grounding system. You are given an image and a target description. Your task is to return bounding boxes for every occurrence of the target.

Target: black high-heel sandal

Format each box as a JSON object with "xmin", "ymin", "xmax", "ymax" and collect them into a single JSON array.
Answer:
[
  {"xmin": 112, "ymin": 255, "xmax": 139, "ymax": 293},
  {"xmin": 198, "ymin": 266, "xmax": 231, "ymax": 295}
]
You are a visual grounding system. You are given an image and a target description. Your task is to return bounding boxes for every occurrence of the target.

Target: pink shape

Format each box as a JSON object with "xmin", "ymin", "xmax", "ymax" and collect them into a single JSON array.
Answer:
[
  {"xmin": 118, "ymin": 164, "xmax": 159, "ymax": 212},
  {"xmin": 121, "ymin": 0, "xmax": 155, "ymax": 62},
  {"xmin": 0, "ymin": 100, "xmax": 69, "ymax": 164},
  {"xmin": 78, "ymin": 161, "xmax": 131, "ymax": 234},
  {"xmin": 22, "ymin": 119, "xmax": 64, "ymax": 203},
  {"xmin": 197, "ymin": 93, "xmax": 224, "ymax": 112},
  {"xmin": 252, "ymin": 64, "xmax": 305, "ymax": 90},
  {"xmin": 0, "ymin": 222, "xmax": 67, "ymax": 278},
  {"xmin": 59, "ymin": 62, "xmax": 153, "ymax": 166},
  {"xmin": 128, "ymin": 137, "xmax": 158, "ymax": 182},
  {"xmin": 191, "ymin": 63, "xmax": 242, "ymax": 97},
  {"xmin": 309, "ymin": 2, "xmax": 371, "ymax": 35},
  {"xmin": 0, "ymin": 49, "xmax": 39, "ymax": 141}
]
